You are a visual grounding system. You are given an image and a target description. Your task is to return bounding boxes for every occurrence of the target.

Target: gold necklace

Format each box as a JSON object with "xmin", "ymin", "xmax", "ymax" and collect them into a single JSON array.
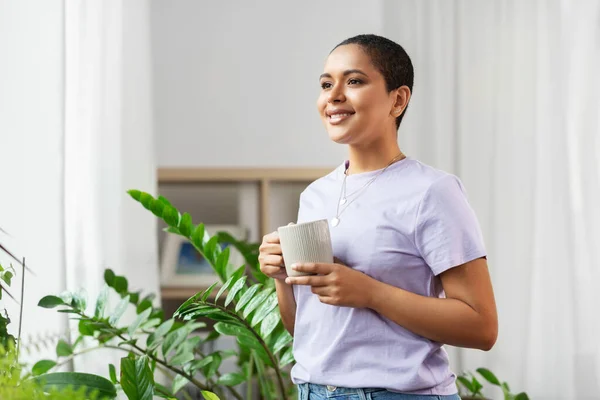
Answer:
[{"xmin": 331, "ymin": 152, "xmax": 405, "ymax": 227}]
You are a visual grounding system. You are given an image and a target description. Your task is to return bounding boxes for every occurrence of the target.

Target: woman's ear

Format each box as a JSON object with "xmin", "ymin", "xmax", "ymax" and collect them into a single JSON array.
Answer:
[{"xmin": 391, "ymin": 86, "xmax": 411, "ymax": 117}]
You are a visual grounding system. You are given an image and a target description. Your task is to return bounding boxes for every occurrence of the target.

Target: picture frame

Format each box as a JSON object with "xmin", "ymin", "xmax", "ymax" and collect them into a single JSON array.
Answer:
[{"xmin": 160, "ymin": 225, "xmax": 247, "ymax": 288}]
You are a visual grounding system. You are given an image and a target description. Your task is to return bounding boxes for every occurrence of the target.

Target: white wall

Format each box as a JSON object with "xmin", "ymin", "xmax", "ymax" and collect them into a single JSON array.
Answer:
[
  {"xmin": 0, "ymin": 0, "xmax": 66, "ymax": 361},
  {"xmin": 151, "ymin": 0, "xmax": 384, "ymax": 168}
]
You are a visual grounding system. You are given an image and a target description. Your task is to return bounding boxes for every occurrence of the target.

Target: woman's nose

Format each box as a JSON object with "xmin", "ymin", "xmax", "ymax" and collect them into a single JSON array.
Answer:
[{"xmin": 327, "ymin": 84, "xmax": 345, "ymax": 103}]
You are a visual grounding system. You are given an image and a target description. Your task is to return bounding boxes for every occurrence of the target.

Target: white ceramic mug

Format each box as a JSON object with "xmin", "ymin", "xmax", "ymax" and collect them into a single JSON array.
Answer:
[{"xmin": 277, "ymin": 219, "xmax": 334, "ymax": 277}]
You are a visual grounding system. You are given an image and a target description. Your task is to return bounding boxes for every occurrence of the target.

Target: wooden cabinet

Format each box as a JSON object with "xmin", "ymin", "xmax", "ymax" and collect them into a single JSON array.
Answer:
[{"xmin": 156, "ymin": 167, "xmax": 333, "ymax": 302}]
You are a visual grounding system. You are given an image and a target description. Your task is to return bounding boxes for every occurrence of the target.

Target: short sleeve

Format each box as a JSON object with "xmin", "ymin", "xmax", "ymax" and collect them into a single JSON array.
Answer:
[{"xmin": 414, "ymin": 174, "xmax": 487, "ymax": 275}]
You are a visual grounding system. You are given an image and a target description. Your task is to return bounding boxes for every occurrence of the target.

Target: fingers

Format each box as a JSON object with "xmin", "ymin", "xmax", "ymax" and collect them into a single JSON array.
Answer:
[
  {"xmin": 262, "ymin": 231, "xmax": 280, "ymax": 244},
  {"xmin": 259, "ymin": 242, "xmax": 282, "ymax": 255},
  {"xmin": 285, "ymin": 274, "xmax": 328, "ymax": 286},
  {"xmin": 290, "ymin": 262, "xmax": 334, "ymax": 275},
  {"xmin": 259, "ymin": 254, "xmax": 283, "ymax": 267}
]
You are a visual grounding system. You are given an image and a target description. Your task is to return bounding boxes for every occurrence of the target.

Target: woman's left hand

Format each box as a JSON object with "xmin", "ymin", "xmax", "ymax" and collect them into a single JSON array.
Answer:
[{"xmin": 285, "ymin": 262, "xmax": 377, "ymax": 308}]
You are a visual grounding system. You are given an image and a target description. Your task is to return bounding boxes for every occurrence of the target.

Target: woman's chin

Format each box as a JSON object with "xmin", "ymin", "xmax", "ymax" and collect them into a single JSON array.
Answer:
[{"xmin": 327, "ymin": 129, "xmax": 354, "ymax": 144}]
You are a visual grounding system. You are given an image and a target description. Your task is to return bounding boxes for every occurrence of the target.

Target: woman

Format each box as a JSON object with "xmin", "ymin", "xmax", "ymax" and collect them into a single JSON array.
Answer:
[{"xmin": 259, "ymin": 34, "xmax": 497, "ymax": 400}]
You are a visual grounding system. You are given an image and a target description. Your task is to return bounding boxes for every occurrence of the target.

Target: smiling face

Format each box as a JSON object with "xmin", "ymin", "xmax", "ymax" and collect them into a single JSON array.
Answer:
[{"xmin": 317, "ymin": 44, "xmax": 399, "ymax": 146}]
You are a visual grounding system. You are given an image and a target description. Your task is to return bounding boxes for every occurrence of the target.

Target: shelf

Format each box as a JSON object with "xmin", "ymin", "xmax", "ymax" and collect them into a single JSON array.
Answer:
[
  {"xmin": 158, "ymin": 167, "xmax": 334, "ymax": 183},
  {"xmin": 161, "ymin": 286, "xmax": 211, "ymax": 300},
  {"xmin": 157, "ymin": 167, "xmax": 334, "ymax": 236}
]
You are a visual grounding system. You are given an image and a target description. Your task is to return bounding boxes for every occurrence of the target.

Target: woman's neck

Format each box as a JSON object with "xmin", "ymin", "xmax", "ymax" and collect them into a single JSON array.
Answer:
[{"xmin": 347, "ymin": 139, "xmax": 404, "ymax": 175}]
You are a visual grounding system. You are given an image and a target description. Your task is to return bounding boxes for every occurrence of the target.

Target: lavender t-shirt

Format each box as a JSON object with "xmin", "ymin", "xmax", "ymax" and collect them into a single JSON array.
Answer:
[{"xmin": 291, "ymin": 157, "xmax": 487, "ymax": 395}]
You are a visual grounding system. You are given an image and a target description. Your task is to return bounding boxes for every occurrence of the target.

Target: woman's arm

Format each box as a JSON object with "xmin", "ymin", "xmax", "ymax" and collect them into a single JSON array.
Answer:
[
  {"xmin": 286, "ymin": 257, "xmax": 497, "ymax": 350},
  {"xmin": 368, "ymin": 257, "xmax": 497, "ymax": 350},
  {"xmin": 274, "ymin": 280, "xmax": 297, "ymax": 336}
]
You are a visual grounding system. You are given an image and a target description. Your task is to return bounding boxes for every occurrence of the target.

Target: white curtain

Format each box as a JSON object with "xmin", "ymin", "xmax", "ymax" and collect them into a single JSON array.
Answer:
[
  {"xmin": 384, "ymin": 1, "xmax": 600, "ymax": 399},
  {"xmin": 64, "ymin": 0, "xmax": 159, "ymax": 374}
]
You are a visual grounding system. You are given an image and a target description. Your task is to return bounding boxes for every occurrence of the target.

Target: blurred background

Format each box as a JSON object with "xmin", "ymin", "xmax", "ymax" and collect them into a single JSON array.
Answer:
[{"xmin": 1, "ymin": 1, "xmax": 599, "ymax": 399}]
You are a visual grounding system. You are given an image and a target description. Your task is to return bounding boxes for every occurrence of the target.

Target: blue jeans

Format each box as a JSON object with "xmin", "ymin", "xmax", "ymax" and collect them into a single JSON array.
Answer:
[{"xmin": 297, "ymin": 383, "xmax": 461, "ymax": 400}]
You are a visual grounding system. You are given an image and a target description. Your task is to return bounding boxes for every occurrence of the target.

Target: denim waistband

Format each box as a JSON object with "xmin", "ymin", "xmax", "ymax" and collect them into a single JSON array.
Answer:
[
  {"xmin": 298, "ymin": 383, "xmax": 461, "ymax": 400},
  {"xmin": 302, "ymin": 382, "xmax": 386, "ymax": 396}
]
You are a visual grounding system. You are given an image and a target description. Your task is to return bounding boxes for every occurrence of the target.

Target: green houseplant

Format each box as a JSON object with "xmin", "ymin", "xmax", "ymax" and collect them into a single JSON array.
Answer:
[
  {"xmin": 1, "ymin": 233, "xmax": 118, "ymax": 399},
  {"xmin": 33, "ymin": 190, "xmax": 296, "ymax": 399},
  {"xmin": 457, "ymin": 368, "xmax": 529, "ymax": 400}
]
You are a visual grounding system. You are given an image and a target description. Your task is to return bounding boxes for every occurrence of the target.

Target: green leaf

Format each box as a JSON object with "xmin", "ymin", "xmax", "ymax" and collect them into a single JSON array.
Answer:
[
  {"xmin": 242, "ymin": 288, "xmax": 274, "ymax": 319},
  {"xmin": 71, "ymin": 289, "xmax": 87, "ymax": 311},
  {"xmin": 235, "ymin": 283, "xmax": 262, "ymax": 312},
  {"xmin": 158, "ymin": 195, "xmax": 173, "ymax": 207},
  {"xmin": 32, "ymin": 372, "xmax": 117, "ymax": 399},
  {"xmin": 32, "ymin": 359, "xmax": 57, "ymax": 376},
  {"xmin": 1, "ymin": 270, "xmax": 13, "ymax": 286},
  {"xmin": 272, "ymin": 329, "xmax": 293, "ymax": 355},
  {"xmin": 216, "ymin": 372, "xmax": 245, "ymax": 386},
  {"xmin": 151, "ymin": 199, "xmax": 165, "ymax": 218},
  {"xmin": 94, "ymin": 284, "xmax": 109, "ymax": 319},
  {"xmin": 205, "ymin": 234, "xmax": 220, "ymax": 255},
  {"xmin": 127, "ymin": 189, "xmax": 142, "ymax": 201},
  {"xmin": 476, "ymin": 367, "xmax": 501, "ymax": 386},
  {"xmin": 188, "ymin": 356, "xmax": 213, "ymax": 373},
  {"xmin": 129, "ymin": 291, "xmax": 140, "ymax": 304},
  {"xmin": 113, "ymin": 276, "xmax": 128, "ymax": 294},
  {"xmin": 471, "ymin": 376, "xmax": 483, "ymax": 393},
  {"xmin": 200, "ymin": 391, "xmax": 221, "ymax": 400},
  {"xmin": 109, "ymin": 295, "xmax": 130, "ymax": 326},
  {"xmin": 205, "ymin": 330, "xmax": 220, "ymax": 341},
  {"xmin": 259, "ymin": 309, "xmax": 280, "ymax": 339},
  {"xmin": 205, "ymin": 353, "xmax": 222, "ymax": 379},
  {"xmin": 173, "ymin": 293, "xmax": 203, "ymax": 318},
  {"xmin": 201, "ymin": 282, "xmax": 219, "ymax": 302},
  {"xmin": 225, "ymin": 276, "xmax": 247, "ymax": 307},
  {"xmin": 214, "ymin": 322, "xmax": 254, "ymax": 339},
  {"xmin": 154, "ymin": 382, "xmax": 175, "ymax": 398},
  {"xmin": 120, "ymin": 355, "xmax": 154, "ymax": 400},
  {"xmin": 163, "ymin": 226, "xmax": 181, "ymax": 235},
  {"xmin": 139, "ymin": 192, "xmax": 153, "ymax": 210},
  {"xmin": 502, "ymin": 382, "xmax": 510, "ymax": 392},
  {"xmin": 147, "ymin": 318, "xmax": 175, "ymax": 349},
  {"xmin": 163, "ymin": 206, "xmax": 180, "ymax": 227},
  {"xmin": 191, "ymin": 224, "xmax": 206, "ymax": 249},
  {"xmin": 514, "ymin": 393, "xmax": 530, "ymax": 400},
  {"xmin": 136, "ymin": 295, "xmax": 154, "ymax": 314},
  {"xmin": 179, "ymin": 213, "xmax": 193, "ymax": 237},
  {"xmin": 104, "ymin": 269, "xmax": 116, "ymax": 286},
  {"xmin": 140, "ymin": 318, "xmax": 161, "ymax": 330},
  {"xmin": 251, "ymin": 291, "xmax": 278, "ymax": 326},
  {"xmin": 215, "ymin": 247, "xmax": 230, "ymax": 280},
  {"xmin": 170, "ymin": 350, "xmax": 195, "ymax": 366},
  {"xmin": 162, "ymin": 328, "xmax": 187, "ymax": 359},
  {"xmin": 56, "ymin": 339, "xmax": 73, "ymax": 357},
  {"xmin": 172, "ymin": 374, "xmax": 189, "ymax": 395},
  {"xmin": 279, "ymin": 346, "xmax": 294, "ymax": 367},
  {"xmin": 215, "ymin": 274, "xmax": 236, "ymax": 302},
  {"xmin": 128, "ymin": 307, "xmax": 152, "ymax": 336},
  {"xmin": 457, "ymin": 376, "xmax": 475, "ymax": 393},
  {"xmin": 108, "ymin": 364, "xmax": 117, "ymax": 384},
  {"xmin": 38, "ymin": 295, "xmax": 65, "ymax": 309},
  {"xmin": 78, "ymin": 319, "xmax": 95, "ymax": 336}
]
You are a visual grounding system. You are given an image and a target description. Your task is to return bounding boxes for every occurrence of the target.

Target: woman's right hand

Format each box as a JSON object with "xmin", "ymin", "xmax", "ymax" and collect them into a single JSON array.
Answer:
[{"xmin": 258, "ymin": 230, "xmax": 288, "ymax": 280}]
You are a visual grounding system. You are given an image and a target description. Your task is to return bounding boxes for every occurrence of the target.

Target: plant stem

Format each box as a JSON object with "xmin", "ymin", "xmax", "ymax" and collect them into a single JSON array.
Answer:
[
  {"xmin": 211, "ymin": 303, "xmax": 287, "ymax": 400},
  {"xmin": 247, "ymin": 352, "xmax": 254, "ymax": 400},
  {"xmin": 16, "ymin": 257, "xmax": 25, "ymax": 362},
  {"xmin": 78, "ymin": 312, "xmax": 211, "ymax": 392},
  {"xmin": 53, "ymin": 345, "xmax": 132, "ymax": 370}
]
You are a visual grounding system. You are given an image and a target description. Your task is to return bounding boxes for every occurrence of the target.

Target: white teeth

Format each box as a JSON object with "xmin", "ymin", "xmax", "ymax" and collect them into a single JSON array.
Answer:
[{"xmin": 330, "ymin": 113, "xmax": 351, "ymax": 119}]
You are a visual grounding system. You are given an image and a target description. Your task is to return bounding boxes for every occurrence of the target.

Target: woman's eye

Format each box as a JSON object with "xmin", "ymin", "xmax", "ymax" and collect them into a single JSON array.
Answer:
[
  {"xmin": 348, "ymin": 78, "xmax": 362, "ymax": 85},
  {"xmin": 321, "ymin": 82, "xmax": 332, "ymax": 89}
]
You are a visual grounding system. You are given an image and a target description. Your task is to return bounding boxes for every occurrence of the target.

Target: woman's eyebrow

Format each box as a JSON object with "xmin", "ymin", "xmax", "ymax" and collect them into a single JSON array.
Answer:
[{"xmin": 319, "ymin": 69, "xmax": 369, "ymax": 80}]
